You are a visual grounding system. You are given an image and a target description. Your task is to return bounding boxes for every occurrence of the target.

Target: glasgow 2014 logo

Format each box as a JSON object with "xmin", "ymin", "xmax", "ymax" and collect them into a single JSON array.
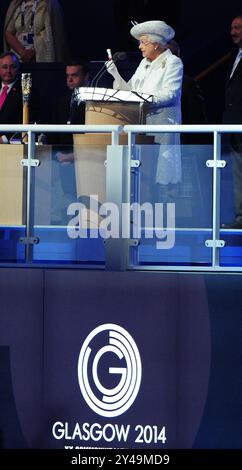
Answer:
[{"xmin": 77, "ymin": 324, "xmax": 142, "ymax": 417}]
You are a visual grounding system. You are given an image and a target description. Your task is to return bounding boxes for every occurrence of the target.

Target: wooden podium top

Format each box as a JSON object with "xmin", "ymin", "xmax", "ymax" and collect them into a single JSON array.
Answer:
[{"xmin": 73, "ymin": 87, "xmax": 152, "ymax": 127}]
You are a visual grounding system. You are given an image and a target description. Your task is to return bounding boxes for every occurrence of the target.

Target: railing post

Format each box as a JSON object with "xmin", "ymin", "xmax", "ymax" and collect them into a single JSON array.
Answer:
[
  {"xmin": 19, "ymin": 131, "xmax": 37, "ymax": 262},
  {"xmin": 105, "ymin": 144, "xmax": 130, "ymax": 270},
  {"xmin": 205, "ymin": 131, "xmax": 225, "ymax": 267},
  {"xmin": 212, "ymin": 131, "xmax": 221, "ymax": 266}
]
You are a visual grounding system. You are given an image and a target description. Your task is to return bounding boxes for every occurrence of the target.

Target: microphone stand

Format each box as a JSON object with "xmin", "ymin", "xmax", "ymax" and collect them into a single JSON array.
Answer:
[
  {"xmin": 92, "ymin": 53, "xmax": 126, "ymax": 89},
  {"xmin": 131, "ymin": 90, "xmax": 153, "ymax": 103},
  {"xmin": 91, "ymin": 53, "xmax": 127, "ymax": 100},
  {"xmin": 90, "ymin": 62, "xmax": 107, "ymax": 88},
  {"xmin": 94, "ymin": 59, "xmax": 116, "ymax": 89}
]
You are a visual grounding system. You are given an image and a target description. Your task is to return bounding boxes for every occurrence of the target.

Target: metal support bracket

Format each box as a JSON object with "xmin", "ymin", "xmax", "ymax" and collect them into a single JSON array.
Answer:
[
  {"xmin": 206, "ymin": 160, "xmax": 226, "ymax": 168},
  {"xmin": 104, "ymin": 239, "xmax": 139, "ymax": 247},
  {"xmin": 130, "ymin": 144, "xmax": 140, "ymax": 161},
  {"xmin": 205, "ymin": 239, "xmax": 225, "ymax": 248},
  {"xmin": 128, "ymin": 239, "xmax": 140, "ymax": 247},
  {"xmin": 104, "ymin": 159, "xmax": 140, "ymax": 169},
  {"xmin": 130, "ymin": 160, "xmax": 141, "ymax": 168},
  {"xmin": 19, "ymin": 236, "xmax": 40, "ymax": 245},
  {"xmin": 21, "ymin": 158, "xmax": 40, "ymax": 167}
]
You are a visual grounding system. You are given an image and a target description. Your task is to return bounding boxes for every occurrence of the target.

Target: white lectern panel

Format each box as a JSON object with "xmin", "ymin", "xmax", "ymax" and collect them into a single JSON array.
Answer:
[{"xmin": 74, "ymin": 87, "xmax": 152, "ymax": 103}]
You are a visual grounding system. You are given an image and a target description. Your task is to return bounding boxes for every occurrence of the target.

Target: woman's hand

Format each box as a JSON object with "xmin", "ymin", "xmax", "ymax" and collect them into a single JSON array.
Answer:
[
  {"xmin": 5, "ymin": 31, "xmax": 35, "ymax": 62},
  {"xmin": 105, "ymin": 60, "xmax": 119, "ymax": 79}
]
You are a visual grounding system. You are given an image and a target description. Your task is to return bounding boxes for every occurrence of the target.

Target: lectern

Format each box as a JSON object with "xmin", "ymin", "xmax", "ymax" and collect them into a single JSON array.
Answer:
[{"xmin": 73, "ymin": 87, "xmax": 152, "ymax": 212}]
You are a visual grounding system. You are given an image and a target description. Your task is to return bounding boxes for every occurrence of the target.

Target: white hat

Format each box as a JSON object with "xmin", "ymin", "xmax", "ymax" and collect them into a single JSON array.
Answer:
[{"xmin": 130, "ymin": 20, "xmax": 175, "ymax": 45}]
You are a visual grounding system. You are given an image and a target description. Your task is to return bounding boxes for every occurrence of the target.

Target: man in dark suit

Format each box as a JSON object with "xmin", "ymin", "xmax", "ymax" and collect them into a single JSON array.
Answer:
[
  {"xmin": 223, "ymin": 15, "xmax": 242, "ymax": 229},
  {"xmin": 0, "ymin": 51, "xmax": 22, "ymax": 144},
  {"xmin": 50, "ymin": 58, "xmax": 89, "ymax": 223},
  {"xmin": 51, "ymin": 58, "xmax": 89, "ymax": 159}
]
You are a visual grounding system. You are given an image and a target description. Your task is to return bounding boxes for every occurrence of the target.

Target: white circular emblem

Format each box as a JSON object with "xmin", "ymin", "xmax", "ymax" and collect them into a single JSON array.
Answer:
[{"xmin": 78, "ymin": 324, "xmax": 142, "ymax": 417}]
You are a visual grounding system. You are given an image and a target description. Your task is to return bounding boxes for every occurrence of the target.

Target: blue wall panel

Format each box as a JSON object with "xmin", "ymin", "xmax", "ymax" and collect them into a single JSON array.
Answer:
[{"xmin": 0, "ymin": 269, "xmax": 241, "ymax": 449}]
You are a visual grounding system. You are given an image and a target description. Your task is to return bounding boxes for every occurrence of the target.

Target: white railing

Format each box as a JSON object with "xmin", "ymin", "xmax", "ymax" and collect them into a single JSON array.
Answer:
[
  {"xmin": 0, "ymin": 123, "xmax": 242, "ymax": 271},
  {"xmin": 123, "ymin": 124, "xmax": 242, "ymax": 272}
]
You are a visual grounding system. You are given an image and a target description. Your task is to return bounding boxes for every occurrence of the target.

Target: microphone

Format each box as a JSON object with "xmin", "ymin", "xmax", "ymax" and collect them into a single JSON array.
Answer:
[
  {"xmin": 91, "ymin": 52, "xmax": 127, "ymax": 88},
  {"xmin": 113, "ymin": 51, "xmax": 127, "ymax": 61},
  {"xmin": 90, "ymin": 49, "xmax": 113, "ymax": 87}
]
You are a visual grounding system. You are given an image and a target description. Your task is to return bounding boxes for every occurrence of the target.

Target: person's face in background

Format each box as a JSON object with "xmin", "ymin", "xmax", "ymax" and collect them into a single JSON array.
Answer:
[
  {"xmin": 0, "ymin": 54, "xmax": 19, "ymax": 84},
  {"xmin": 231, "ymin": 17, "xmax": 242, "ymax": 47},
  {"xmin": 66, "ymin": 65, "xmax": 88, "ymax": 90}
]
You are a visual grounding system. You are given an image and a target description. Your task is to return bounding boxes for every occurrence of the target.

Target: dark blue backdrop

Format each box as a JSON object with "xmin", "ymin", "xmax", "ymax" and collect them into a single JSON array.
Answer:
[{"xmin": 0, "ymin": 268, "xmax": 242, "ymax": 449}]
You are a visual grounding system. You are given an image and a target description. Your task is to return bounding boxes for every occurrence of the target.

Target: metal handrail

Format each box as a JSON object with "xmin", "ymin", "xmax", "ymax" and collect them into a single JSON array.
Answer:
[
  {"xmin": 0, "ymin": 124, "xmax": 123, "ymax": 132},
  {"xmin": 124, "ymin": 124, "xmax": 242, "ymax": 133},
  {"xmin": 1, "ymin": 123, "xmax": 242, "ymax": 134}
]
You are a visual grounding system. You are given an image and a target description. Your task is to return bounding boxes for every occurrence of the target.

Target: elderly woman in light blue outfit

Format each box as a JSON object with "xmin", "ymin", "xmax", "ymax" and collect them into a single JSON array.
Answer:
[{"xmin": 106, "ymin": 20, "xmax": 183, "ymax": 193}]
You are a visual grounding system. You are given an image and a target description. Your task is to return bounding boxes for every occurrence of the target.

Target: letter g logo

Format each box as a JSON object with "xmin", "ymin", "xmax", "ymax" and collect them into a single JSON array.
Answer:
[{"xmin": 78, "ymin": 324, "xmax": 142, "ymax": 417}]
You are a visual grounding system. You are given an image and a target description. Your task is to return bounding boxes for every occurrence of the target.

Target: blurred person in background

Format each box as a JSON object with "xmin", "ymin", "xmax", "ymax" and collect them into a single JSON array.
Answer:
[{"xmin": 4, "ymin": 0, "xmax": 66, "ymax": 62}]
